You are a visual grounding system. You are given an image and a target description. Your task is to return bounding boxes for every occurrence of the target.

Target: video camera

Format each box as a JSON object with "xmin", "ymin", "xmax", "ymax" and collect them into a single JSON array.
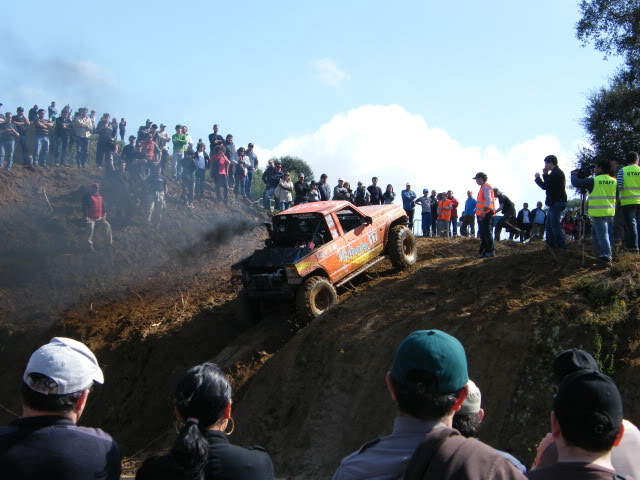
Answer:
[{"xmin": 571, "ymin": 165, "xmax": 595, "ymax": 180}]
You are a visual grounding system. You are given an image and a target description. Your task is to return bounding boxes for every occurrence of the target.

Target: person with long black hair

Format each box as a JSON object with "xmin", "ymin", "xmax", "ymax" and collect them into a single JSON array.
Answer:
[{"xmin": 135, "ymin": 363, "xmax": 274, "ymax": 480}]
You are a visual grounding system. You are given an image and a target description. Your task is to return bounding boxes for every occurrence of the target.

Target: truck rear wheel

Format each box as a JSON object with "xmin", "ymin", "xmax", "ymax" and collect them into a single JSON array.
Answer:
[
  {"xmin": 388, "ymin": 225, "xmax": 417, "ymax": 269},
  {"xmin": 296, "ymin": 276, "xmax": 337, "ymax": 320}
]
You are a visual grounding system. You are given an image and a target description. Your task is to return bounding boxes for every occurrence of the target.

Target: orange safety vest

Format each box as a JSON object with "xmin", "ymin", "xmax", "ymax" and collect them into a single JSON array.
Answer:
[
  {"xmin": 475, "ymin": 182, "xmax": 495, "ymax": 216},
  {"xmin": 438, "ymin": 199, "xmax": 452, "ymax": 221}
]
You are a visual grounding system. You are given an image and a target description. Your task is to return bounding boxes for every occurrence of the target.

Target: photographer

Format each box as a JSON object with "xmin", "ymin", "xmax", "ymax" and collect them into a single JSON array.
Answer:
[
  {"xmin": 535, "ymin": 155, "xmax": 567, "ymax": 248},
  {"xmin": 570, "ymin": 159, "xmax": 617, "ymax": 263}
]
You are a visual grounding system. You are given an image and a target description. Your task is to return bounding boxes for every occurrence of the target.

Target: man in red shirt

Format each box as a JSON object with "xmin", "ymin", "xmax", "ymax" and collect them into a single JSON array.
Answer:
[{"xmin": 82, "ymin": 183, "xmax": 113, "ymax": 252}]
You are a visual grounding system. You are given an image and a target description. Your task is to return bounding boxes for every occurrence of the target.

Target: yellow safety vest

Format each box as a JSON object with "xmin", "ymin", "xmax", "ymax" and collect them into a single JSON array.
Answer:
[
  {"xmin": 620, "ymin": 164, "xmax": 640, "ymax": 206},
  {"xmin": 588, "ymin": 174, "xmax": 616, "ymax": 217}
]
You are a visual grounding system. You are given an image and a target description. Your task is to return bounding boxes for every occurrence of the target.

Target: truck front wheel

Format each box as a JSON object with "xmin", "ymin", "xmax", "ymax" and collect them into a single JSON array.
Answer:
[
  {"xmin": 296, "ymin": 276, "xmax": 337, "ymax": 320},
  {"xmin": 388, "ymin": 225, "xmax": 418, "ymax": 269}
]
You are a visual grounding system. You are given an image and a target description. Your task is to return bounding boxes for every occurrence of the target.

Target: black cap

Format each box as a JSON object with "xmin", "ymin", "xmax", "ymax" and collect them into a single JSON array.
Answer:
[
  {"xmin": 472, "ymin": 172, "xmax": 488, "ymax": 180},
  {"xmin": 550, "ymin": 349, "xmax": 600, "ymax": 384},
  {"xmin": 554, "ymin": 371, "xmax": 623, "ymax": 439}
]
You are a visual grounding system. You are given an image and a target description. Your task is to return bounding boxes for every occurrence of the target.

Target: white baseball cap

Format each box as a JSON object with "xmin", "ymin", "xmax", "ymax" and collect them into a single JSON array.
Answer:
[
  {"xmin": 23, "ymin": 337, "xmax": 104, "ymax": 394},
  {"xmin": 458, "ymin": 379, "xmax": 482, "ymax": 415}
]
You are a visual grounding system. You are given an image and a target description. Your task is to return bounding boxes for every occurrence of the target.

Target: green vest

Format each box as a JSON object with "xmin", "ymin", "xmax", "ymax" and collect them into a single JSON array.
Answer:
[
  {"xmin": 588, "ymin": 174, "xmax": 616, "ymax": 217},
  {"xmin": 620, "ymin": 164, "xmax": 640, "ymax": 206}
]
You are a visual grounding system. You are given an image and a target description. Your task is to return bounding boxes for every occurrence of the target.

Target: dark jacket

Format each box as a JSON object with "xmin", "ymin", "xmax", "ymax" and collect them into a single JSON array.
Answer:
[
  {"xmin": 516, "ymin": 209, "xmax": 532, "ymax": 225},
  {"xmin": 135, "ymin": 430, "xmax": 273, "ymax": 480},
  {"xmin": 318, "ymin": 181, "xmax": 332, "ymax": 201},
  {"xmin": 535, "ymin": 167, "xmax": 567, "ymax": 206},
  {"xmin": 0, "ymin": 415, "xmax": 121, "ymax": 480},
  {"xmin": 294, "ymin": 180, "xmax": 311, "ymax": 204},
  {"xmin": 263, "ymin": 167, "xmax": 283, "ymax": 189},
  {"xmin": 404, "ymin": 427, "xmax": 525, "ymax": 480},
  {"xmin": 367, "ymin": 185, "xmax": 383, "ymax": 205},
  {"xmin": 181, "ymin": 153, "xmax": 198, "ymax": 177}
]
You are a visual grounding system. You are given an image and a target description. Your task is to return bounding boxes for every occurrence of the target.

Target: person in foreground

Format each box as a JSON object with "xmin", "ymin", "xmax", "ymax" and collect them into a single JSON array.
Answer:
[
  {"xmin": 0, "ymin": 337, "xmax": 121, "ymax": 480},
  {"xmin": 531, "ymin": 349, "xmax": 640, "ymax": 478},
  {"xmin": 526, "ymin": 370, "xmax": 626, "ymax": 480},
  {"xmin": 452, "ymin": 379, "xmax": 526, "ymax": 472},
  {"xmin": 136, "ymin": 363, "xmax": 274, "ymax": 480},
  {"xmin": 333, "ymin": 330, "xmax": 523, "ymax": 480}
]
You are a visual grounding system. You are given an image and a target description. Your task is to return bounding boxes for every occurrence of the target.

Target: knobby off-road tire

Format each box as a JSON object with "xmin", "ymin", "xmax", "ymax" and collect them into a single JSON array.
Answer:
[
  {"xmin": 296, "ymin": 276, "xmax": 338, "ymax": 320},
  {"xmin": 388, "ymin": 225, "xmax": 418, "ymax": 269}
]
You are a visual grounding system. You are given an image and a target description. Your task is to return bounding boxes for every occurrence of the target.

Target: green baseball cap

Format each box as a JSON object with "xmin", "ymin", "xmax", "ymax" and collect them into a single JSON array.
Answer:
[{"xmin": 391, "ymin": 330, "xmax": 468, "ymax": 393}]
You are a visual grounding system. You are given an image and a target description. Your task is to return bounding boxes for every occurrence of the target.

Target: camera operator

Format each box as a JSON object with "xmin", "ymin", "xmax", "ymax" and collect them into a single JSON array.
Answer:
[
  {"xmin": 535, "ymin": 155, "xmax": 568, "ymax": 249},
  {"xmin": 570, "ymin": 159, "xmax": 617, "ymax": 263}
]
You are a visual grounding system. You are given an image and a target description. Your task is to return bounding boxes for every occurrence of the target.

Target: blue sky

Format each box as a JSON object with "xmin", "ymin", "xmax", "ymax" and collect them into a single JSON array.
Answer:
[{"xmin": 2, "ymin": 0, "xmax": 619, "ymax": 206}]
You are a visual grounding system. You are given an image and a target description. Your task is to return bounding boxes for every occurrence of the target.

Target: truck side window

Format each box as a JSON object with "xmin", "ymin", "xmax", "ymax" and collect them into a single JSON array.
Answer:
[{"xmin": 336, "ymin": 208, "xmax": 364, "ymax": 234}]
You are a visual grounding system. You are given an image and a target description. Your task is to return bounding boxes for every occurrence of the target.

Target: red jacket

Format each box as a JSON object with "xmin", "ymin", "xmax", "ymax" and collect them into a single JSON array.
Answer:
[
  {"xmin": 449, "ymin": 197, "xmax": 459, "ymax": 217},
  {"xmin": 83, "ymin": 193, "xmax": 104, "ymax": 219}
]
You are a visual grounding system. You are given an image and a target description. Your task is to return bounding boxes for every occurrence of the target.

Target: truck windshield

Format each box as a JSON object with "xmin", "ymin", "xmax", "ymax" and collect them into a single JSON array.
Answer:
[{"xmin": 272, "ymin": 213, "xmax": 330, "ymax": 247}]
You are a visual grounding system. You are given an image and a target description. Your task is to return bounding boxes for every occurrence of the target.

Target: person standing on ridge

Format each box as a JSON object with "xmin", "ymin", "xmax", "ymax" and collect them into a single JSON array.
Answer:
[
  {"xmin": 618, "ymin": 151, "xmax": 640, "ymax": 253},
  {"xmin": 535, "ymin": 155, "xmax": 567, "ymax": 249},
  {"xmin": 460, "ymin": 190, "xmax": 477, "ymax": 237},
  {"xmin": 474, "ymin": 172, "xmax": 496, "ymax": 258},
  {"xmin": 401, "ymin": 183, "xmax": 417, "ymax": 228}
]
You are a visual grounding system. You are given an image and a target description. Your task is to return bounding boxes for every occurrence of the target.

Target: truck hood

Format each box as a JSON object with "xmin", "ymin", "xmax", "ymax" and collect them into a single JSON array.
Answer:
[{"xmin": 248, "ymin": 247, "xmax": 313, "ymax": 270}]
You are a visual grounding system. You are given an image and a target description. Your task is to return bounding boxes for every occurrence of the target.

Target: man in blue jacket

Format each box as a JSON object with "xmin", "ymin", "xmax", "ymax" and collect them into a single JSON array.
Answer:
[{"xmin": 402, "ymin": 182, "xmax": 417, "ymax": 228}]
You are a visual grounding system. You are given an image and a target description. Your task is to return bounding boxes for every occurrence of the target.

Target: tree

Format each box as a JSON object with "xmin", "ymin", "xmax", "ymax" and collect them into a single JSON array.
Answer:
[
  {"xmin": 271, "ymin": 156, "xmax": 314, "ymax": 182},
  {"xmin": 578, "ymin": 77, "xmax": 640, "ymax": 168},
  {"xmin": 576, "ymin": 0, "xmax": 640, "ymax": 169},
  {"xmin": 577, "ymin": 0, "xmax": 640, "ymax": 73}
]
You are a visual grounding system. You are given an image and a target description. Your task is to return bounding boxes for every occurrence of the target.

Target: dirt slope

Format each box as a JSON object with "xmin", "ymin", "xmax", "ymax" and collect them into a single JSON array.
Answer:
[{"xmin": 232, "ymin": 239, "xmax": 640, "ymax": 479}]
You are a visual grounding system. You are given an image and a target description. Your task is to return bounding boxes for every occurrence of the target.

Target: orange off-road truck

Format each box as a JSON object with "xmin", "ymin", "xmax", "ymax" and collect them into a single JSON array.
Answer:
[{"xmin": 237, "ymin": 200, "xmax": 417, "ymax": 319}]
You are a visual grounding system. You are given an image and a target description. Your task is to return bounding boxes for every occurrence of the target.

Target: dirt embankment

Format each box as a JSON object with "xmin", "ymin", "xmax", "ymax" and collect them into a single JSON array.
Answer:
[
  {"xmin": 0, "ymin": 166, "xmax": 270, "ymax": 444},
  {"xmin": 232, "ymin": 240, "xmax": 640, "ymax": 479}
]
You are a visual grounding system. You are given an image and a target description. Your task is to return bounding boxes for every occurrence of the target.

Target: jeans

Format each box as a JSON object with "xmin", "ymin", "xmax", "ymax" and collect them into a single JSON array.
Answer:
[
  {"xmin": 421, "ymin": 212, "xmax": 432, "ymax": 237},
  {"xmin": 234, "ymin": 175, "xmax": 247, "ymax": 197},
  {"xmin": 404, "ymin": 208, "xmax": 415, "ymax": 228},
  {"xmin": 17, "ymin": 134, "xmax": 30, "ymax": 165},
  {"xmin": 195, "ymin": 169, "xmax": 206, "ymax": 197},
  {"xmin": 437, "ymin": 219, "xmax": 450, "ymax": 237},
  {"xmin": 247, "ymin": 170, "xmax": 254, "ymax": 199},
  {"xmin": 0, "ymin": 138, "xmax": 15, "ymax": 169},
  {"xmin": 431, "ymin": 215, "xmax": 437, "ymax": 236},
  {"xmin": 182, "ymin": 172, "xmax": 196, "ymax": 203},
  {"xmin": 450, "ymin": 216, "xmax": 458, "ymax": 236},
  {"xmin": 215, "ymin": 173, "xmax": 229, "ymax": 202},
  {"xmin": 263, "ymin": 186, "xmax": 276, "ymax": 209},
  {"xmin": 56, "ymin": 136, "xmax": 70, "ymax": 165},
  {"xmin": 461, "ymin": 214, "xmax": 475, "ymax": 236},
  {"xmin": 34, "ymin": 135, "xmax": 50, "ymax": 166},
  {"xmin": 479, "ymin": 213, "xmax": 495, "ymax": 255},
  {"xmin": 173, "ymin": 152, "xmax": 184, "ymax": 178},
  {"xmin": 545, "ymin": 201, "xmax": 567, "ymax": 248},
  {"xmin": 622, "ymin": 204, "xmax": 640, "ymax": 251},
  {"xmin": 278, "ymin": 200, "xmax": 291, "ymax": 210},
  {"xmin": 76, "ymin": 137, "xmax": 89, "ymax": 167},
  {"xmin": 96, "ymin": 141, "xmax": 109, "ymax": 168},
  {"xmin": 591, "ymin": 216, "xmax": 613, "ymax": 260}
]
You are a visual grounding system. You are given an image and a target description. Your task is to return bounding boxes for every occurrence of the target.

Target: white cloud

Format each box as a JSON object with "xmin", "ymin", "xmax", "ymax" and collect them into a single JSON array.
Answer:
[
  {"xmin": 311, "ymin": 58, "xmax": 351, "ymax": 88},
  {"xmin": 257, "ymin": 104, "xmax": 581, "ymax": 209}
]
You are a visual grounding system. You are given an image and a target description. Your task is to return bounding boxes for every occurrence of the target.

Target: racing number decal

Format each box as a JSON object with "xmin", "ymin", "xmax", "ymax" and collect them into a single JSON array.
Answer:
[{"xmin": 368, "ymin": 231, "xmax": 378, "ymax": 244}]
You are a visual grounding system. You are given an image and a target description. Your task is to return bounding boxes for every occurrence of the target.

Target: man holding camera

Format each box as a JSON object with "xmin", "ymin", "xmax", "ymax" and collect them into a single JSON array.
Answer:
[
  {"xmin": 535, "ymin": 155, "xmax": 567, "ymax": 248},
  {"xmin": 571, "ymin": 160, "xmax": 617, "ymax": 263},
  {"xmin": 618, "ymin": 151, "xmax": 640, "ymax": 253}
]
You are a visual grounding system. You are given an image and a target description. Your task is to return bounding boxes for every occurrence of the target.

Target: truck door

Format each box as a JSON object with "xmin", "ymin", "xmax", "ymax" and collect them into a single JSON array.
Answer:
[{"xmin": 333, "ymin": 207, "xmax": 381, "ymax": 277}]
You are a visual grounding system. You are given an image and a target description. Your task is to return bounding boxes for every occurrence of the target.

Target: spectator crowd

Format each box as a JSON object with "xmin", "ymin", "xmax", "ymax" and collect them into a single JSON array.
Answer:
[
  {"xmin": 1, "ymin": 332, "xmax": 638, "ymax": 480},
  {"xmin": 3, "ymin": 101, "xmax": 640, "ymax": 261}
]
